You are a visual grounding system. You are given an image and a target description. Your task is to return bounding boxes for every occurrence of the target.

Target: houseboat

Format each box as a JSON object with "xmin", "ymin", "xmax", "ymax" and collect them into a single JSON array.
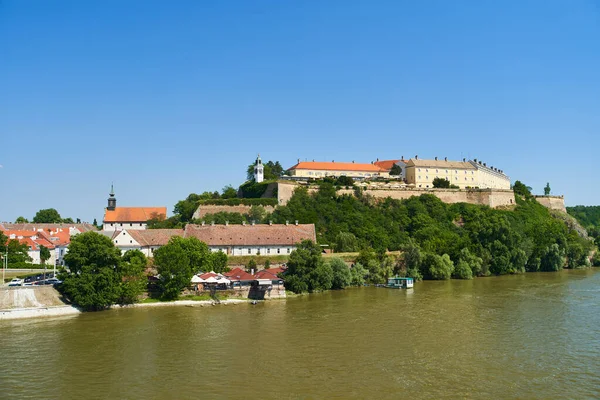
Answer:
[{"xmin": 387, "ymin": 276, "xmax": 414, "ymax": 289}]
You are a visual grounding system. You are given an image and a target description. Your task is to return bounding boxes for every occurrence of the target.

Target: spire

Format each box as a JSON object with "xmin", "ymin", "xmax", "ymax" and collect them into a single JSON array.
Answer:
[
  {"xmin": 107, "ymin": 184, "xmax": 117, "ymax": 210},
  {"xmin": 254, "ymin": 154, "xmax": 264, "ymax": 183}
]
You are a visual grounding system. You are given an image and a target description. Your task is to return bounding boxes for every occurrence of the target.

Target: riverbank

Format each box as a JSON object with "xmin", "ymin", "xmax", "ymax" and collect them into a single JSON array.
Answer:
[
  {"xmin": 0, "ymin": 305, "xmax": 81, "ymax": 320},
  {"xmin": 123, "ymin": 298, "xmax": 249, "ymax": 308}
]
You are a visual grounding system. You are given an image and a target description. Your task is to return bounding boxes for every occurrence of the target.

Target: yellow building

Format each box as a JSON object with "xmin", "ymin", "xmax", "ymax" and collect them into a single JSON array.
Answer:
[
  {"xmin": 287, "ymin": 161, "xmax": 389, "ymax": 179},
  {"xmin": 469, "ymin": 160, "xmax": 511, "ymax": 189},
  {"xmin": 405, "ymin": 157, "xmax": 477, "ymax": 188}
]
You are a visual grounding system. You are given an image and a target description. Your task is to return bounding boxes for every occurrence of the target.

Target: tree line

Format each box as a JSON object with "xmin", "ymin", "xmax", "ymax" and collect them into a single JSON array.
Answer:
[{"xmin": 57, "ymin": 232, "xmax": 230, "ymax": 311}]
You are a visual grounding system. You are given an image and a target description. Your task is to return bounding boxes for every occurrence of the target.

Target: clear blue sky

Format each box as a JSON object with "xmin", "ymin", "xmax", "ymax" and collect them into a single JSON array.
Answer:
[{"xmin": 0, "ymin": 0, "xmax": 598, "ymax": 223}]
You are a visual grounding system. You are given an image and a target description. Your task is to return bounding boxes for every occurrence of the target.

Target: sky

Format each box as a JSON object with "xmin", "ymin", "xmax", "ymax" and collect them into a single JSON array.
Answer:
[{"xmin": 0, "ymin": 0, "xmax": 598, "ymax": 223}]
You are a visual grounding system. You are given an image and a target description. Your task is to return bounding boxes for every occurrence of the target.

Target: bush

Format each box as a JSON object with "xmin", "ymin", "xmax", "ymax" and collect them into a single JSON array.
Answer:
[
  {"xmin": 350, "ymin": 262, "xmax": 367, "ymax": 286},
  {"xmin": 420, "ymin": 253, "xmax": 454, "ymax": 280},
  {"xmin": 453, "ymin": 260, "xmax": 473, "ymax": 280},
  {"xmin": 329, "ymin": 258, "xmax": 351, "ymax": 289}
]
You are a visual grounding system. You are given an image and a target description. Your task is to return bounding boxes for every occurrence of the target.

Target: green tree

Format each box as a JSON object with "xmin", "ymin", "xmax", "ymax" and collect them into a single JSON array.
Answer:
[
  {"xmin": 402, "ymin": 242, "xmax": 423, "ymax": 280},
  {"xmin": 246, "ymin": 257, "xmax": 257, "ymax": 273},
  {"xmin": 15, "ymin": 216, "xmax": 28, "ymax": 223},
  {"xmin": 284, "ymin": 240, "xmax": 331, "ymax": 293},
  {"xmin": 246, "ymin": 159, "xmax": 284, "ymax": 181},
  {"xmin": 334, "ymin": 232, "xmax": 359, "ymax": 253},
  {"xmin": 153, "ymin": 237, "xmax": 198, "ymax": 300},
  {"xmin": 221, "ymin": 185, "xmax": 238, "ymax": 199},
  {"xmin": 350, "ymin": 262, "xmax": 367, "ymax": 286},
  {"xmin": 32, "ymin": 208, "xmax": 62, "ymax": 223},
  {"xmin": 457, "ymin": 248, "xmax": 483, "ymax": 277},
  {"xmin": 513, "ymin": 181, "xmax": 532, "ymax": 198},
  {"xmin": 247, "ymin": 205, "xmax": 267, "ymax": 223},
  {"xmin": 420, "ymin": 253, "xmax": 454, "ymax": 280},
  {"xmin": 329, "ymin": 258, "xmax": 351, "ymax": 289},
  {"xmin": 540, "ymin": 244, "xmax": 564, "ymax": 272},
  {"xmin": 60, "ymin": 232, "xmax": 123, "ymax": 311},
  {"xmin": 40, "ymin": 244, "xmax": 51, "ymax": 280},
  {"xmin": 118, "ymin": 250, "xmax": 147, "ymax": 304},
  {"xmin": 209, "ymin": 251, "xmax": 229, "ymax": 273},
  {"xmin": 6, "ymin": 239, "xmax": 33, "ymax": 266},
  {"xmin": 544, "ymin": 183, "xmax": 551, "ymax": 196},
  {"xmin": 432, "ymin": 177, "xmax": 451, "ymax": 188},
  {"xmin": 453, "ymin": 260, "xmax": 473, "ymax": 279},
  {"xmin": 62, "ymin": 217, "xmax": 75, "ymax": 224},
  {"xmin": 92, "ymin": 218, "xmax": 98, "ymax": 227},
  {"xmin": 390, "ymin": 164, "xmax": 402, "ymax": 176}
]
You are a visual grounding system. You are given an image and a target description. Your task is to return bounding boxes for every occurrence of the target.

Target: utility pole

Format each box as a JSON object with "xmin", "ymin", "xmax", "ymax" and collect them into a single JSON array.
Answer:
[{"xmin": 2, "ymin": 245, "xmax": 7, "ymax": 285}]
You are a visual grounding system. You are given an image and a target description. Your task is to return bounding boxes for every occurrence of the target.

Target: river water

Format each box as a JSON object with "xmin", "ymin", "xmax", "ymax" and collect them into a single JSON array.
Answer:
[{"xmin": 1, "ymin": 270, "xmax": 599, "ymax": 399}]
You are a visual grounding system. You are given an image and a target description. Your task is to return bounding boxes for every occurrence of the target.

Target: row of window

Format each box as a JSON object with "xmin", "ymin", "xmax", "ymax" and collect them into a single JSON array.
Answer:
[
  {"xmin": 418, "ymin": 176, "xmax": 475, "ymax": 181},
  {"xmin": 109, "ymin": 223, "xmax": 144, "ymax": 227},
  {"xmin": 242, "ymin": 248, "xmax": 291, "ymax": 254},
  {"xmin": 418, "ymin": 168, "xmax": 474, "ymax": 174}
]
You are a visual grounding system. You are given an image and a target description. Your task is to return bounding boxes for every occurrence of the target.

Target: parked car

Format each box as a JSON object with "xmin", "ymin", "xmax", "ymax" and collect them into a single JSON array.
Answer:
[
  {"xmin": 45, "ymin": 278, "xmax": 62, "ymax": 285},
  {"xmin": 8, "ymin": 278, "xmax": 24, "ymax": 287}
]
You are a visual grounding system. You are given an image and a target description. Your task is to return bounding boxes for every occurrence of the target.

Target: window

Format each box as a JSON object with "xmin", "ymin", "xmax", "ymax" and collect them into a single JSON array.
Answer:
[
  {"xmin": 418, "ymin": 176, "xmax": 421, "ymax": 179},
  {"xmin": 426, "ymin": 169, "xmax": 429, "ymax": 172},
  {"xmin": 267, "ymin": 248, "xmax": 270, "ymax": 254},
  {"xmin": 277, "ymin": 248, "xmax": 281, "ymax": 254},
  {"xmin": 248, "ymin": 248, "xmax": 251, "ymax": 254},
  {"xmin": 130, "ymin": 240, "xmax": 132, "ymax": 244},
  {"xmin": 436, "ymin": 169, "xmax": 438, "ymax": 173},
  {"xmin": 122, "ymin": 232, "xmax": 125, "ymax": 235},
  {"xmin": 140, "ymin": 223, "xmax": 143, "ymax": 226},
  {"xmin": 111, "ymin": 223, "xmax": 114, "ymax": 227},
  {"xmin": 287, "ymin": 248, "xmax": 291, "ymax": 254}
]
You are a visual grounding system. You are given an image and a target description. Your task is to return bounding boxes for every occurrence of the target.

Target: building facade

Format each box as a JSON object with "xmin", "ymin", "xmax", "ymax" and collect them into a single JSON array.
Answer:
[
  {"xmin": 102, "ymin": 186, "xmax": 167, "ymax": 231},
  {"xmin": 111, "ymin": 223, "xmax": 317, "ymax": 257},
  {"xmin": 287, "ymin": 161, "xmax": 389, "ymax": 179},
  {"xmin": 405, "ymin": 157, "xmax": 477, "ymax": 189},
  {"xmin": 469, "ymin": 160, "xmax": 511, "ymax": 190}
]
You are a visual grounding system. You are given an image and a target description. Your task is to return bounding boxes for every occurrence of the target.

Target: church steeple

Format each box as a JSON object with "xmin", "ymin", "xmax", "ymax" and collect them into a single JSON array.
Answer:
[
  {"xmin": 107, "ymin": 184, "xmax": 117, "ymax": 211},
  {"xmin": 254, "ymin": 154, "xmax": 264, "ymax": 183}
]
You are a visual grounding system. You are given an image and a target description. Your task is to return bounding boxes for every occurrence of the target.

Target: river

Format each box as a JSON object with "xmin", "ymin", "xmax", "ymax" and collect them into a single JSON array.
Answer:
[{"xmin": 1, "ymin": 269, "xmax": 599, "ymax": 399}]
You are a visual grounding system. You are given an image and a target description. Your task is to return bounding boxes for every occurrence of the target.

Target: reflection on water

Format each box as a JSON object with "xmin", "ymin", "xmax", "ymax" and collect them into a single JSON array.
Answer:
[{"xmin": 2, "ymin": 270, "xmax": 600, "ymax": 399}]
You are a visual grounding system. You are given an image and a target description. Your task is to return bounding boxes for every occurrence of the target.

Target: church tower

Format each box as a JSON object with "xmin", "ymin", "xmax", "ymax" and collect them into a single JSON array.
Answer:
[
  {"xmin": 107, "ymin": 184, "xmax": 117, "ymax": 211},
  {"xmin": 254, "ymin": 154, "xmax": 264, "ymax": 183}
]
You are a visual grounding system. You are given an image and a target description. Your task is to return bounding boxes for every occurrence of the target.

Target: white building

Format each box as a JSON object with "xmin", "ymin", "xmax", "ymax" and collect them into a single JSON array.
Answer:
[
  {"xmin": 102, "ymin": 186, "xmax": 167, "ymax": 231},
  {"xmin": 469, "ymin": 159, "xmax": 511, "ymax": 190},
  {"xmin": 110, "ymin": 223, "xmax": 317, "ymax": 257}
]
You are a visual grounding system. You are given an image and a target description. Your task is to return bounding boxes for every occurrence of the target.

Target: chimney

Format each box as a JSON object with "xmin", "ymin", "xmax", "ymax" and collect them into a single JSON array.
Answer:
[
  {"xmin": 332, "ymin": 160, "xmax": 334, "ymax": 163},
  {"xmin": 285, "ymin": 220, "xmax": 289, "ymax": 225},
  {"xmin": 401, "ymin": 155, "xmax": 404, "ymax": 160},
  {"xmin": 211, "ymin": 221, "xmax": 215, "ymax": 226},
  {"xmin": 295, "ymin": 220, "xmax": 298, "ymax": 225},
  {"xmin": 251, "ymin": 220, "xmax": 255, "ymax": 226},
  {"xmin": 479, "ymin": 161, "xmax": 482, "ymax": 165},
  {"xmin": 377, "ymin": 158, "xmax": 379, "ymax": 162},
  {"xmin": 444, "ymin": 157, "xmax": 447, "ymax": 161},
  {"xmin": 297, "ymin": 158, "xmax": 300, "ymax": 163},
  {"xmin": 201, "ymin": 221, "xmax": 205, "ymax": 226},
  {"xmin": 242, "ymin": 221, "xmax": 246, "ymax": 226},
  {"xmin": 483, "ymin": 163, "xmax": 487, "ymax": 167},
  {"xmin": 251, "ymin": 269, "xmax": 254, "ymax": 276},
  {"xmin": 269, "ymin": 220, "xmax": 273, "ymax": 225},
  {"xmin": 352, "ymin": 160, "xmax": 355, "ymax": 163},
  {"xmin": 474, "ymin": 158, "xmax": 477, "ymax": 163},
  {"xmin": 435, "ymin": 156, "xmax": 438, "ymax": 161},
  {"xmin": 463, "ymin": 158, "xmax": 466, "ymax": 162},
  {"xmin": 312, "ymin": 159, "xmax": 315, "ymax": 162},
  {"xmin": 225, "ymin": 221, "xmax": 229, "ymax": 226}
]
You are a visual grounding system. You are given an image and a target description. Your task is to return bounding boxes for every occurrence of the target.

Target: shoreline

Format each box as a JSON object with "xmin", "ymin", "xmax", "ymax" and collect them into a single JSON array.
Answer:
[
  {"xmin": 0, "ymin": 305, "xmax": 81, "ymax": 321},
  {"xmin": 0, "ymin": 298, "xmax": 250, "ymax": 321}
]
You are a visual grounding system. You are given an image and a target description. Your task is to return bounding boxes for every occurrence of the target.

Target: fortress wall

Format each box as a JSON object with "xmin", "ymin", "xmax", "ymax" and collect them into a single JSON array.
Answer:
[
  {"xmin": 534, "ymin": 196, "xmax": 566, "ymax": 213},
  {"xmin": 193, "ymin": 205, "xmax": 275, "ymax": 219},
  {"xmin": 278, "ymin": 182, "xmax": 515, "ymax": 209}
]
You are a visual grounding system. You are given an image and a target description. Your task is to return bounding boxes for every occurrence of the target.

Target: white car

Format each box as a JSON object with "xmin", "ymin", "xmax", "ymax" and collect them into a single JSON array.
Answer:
[{"xmin": 8, "ymin": 278, "xmax": 24, "ymax": 287}]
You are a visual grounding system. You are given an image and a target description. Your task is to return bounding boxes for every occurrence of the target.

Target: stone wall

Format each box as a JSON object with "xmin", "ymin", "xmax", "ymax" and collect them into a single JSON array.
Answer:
[
  {"xmin": 278, "ymin": 181, "xmax": 515, "ymax": 209},
  {"xmin": 534, "ymin": 196, "xmax": 567, "ymax": 213},
  {"xmin": 192, "ymin": 204, "xmax": 275, "ymax": 219}
]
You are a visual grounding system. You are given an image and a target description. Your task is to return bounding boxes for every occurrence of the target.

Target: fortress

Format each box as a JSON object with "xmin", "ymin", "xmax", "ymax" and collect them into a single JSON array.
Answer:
[{"xmin": 276, "ymin": 181, "xmax": 567, "ymax": 211}]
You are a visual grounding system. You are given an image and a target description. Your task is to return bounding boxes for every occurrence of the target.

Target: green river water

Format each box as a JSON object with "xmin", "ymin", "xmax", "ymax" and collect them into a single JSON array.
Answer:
[{"xmin": 1, "ymin": 269, "xmax": 599, "ymax": 399}]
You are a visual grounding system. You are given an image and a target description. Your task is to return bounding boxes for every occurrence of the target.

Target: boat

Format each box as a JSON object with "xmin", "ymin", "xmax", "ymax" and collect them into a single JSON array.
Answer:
[{"xmin": 386, "ymin": 276, "xmax": 414, "ymax": 289}]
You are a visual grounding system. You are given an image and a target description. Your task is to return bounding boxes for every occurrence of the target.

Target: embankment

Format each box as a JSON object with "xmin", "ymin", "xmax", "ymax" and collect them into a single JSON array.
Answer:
[{"xmin": 0, "ymin": 286, "xmax": 80, "ymax": 320}]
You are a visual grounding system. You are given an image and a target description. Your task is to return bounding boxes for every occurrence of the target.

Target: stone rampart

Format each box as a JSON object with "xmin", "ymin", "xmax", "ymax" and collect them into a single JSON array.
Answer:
[
  {"xmin": 193, "ymin": 204, "xmax": 275, "ymax": 219},
  {"xmin": 534, "ymin": 196, "xmax": 566, "ymax": 213},
  {"xmin": 278, "ymin": 182, "xmax": 515, "ymax": 209}
]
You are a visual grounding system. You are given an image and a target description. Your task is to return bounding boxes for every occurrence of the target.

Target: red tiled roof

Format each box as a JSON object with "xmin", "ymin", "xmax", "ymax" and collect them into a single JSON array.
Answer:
[
  {"xmin": 199, "ymin": 272, "xmax": 218, "ymax": 280},
  {"xmin": 227, "ymin": 269, "xmax": 255, "ymax": 282},
  {"xmin": 254, "ymin": 268, "xmax": 285, "ymax": 280},
  {"xmin": 374, "ymin": 159, "xmax": 405, "ymax": 171},
  {"xmin": 223, "ymin": 267, "xmax": 245, "ymax": 278},
  {"xmin": 103, "ymin": 207, "xmax": 167, "ymax": 223},
  {"xmin": 183, "ymin": 224, "xmax": 316, "ymax": 246},
  {"xmin": 287, "ymin": 161, "xmax": 385, "ymax": 173},
  {"xmin": 127, "ymin": 229, "xmax": 184, "ymax": 246},
  {"xmin": 0, "ymin": 223, "xmax": 97, "ymax": 233}
]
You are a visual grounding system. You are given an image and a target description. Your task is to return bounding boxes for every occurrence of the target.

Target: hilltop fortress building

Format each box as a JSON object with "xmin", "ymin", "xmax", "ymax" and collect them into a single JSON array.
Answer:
[{"xmin": 286, "ymin": 156, "xmax": 510, "ymax": 190}]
